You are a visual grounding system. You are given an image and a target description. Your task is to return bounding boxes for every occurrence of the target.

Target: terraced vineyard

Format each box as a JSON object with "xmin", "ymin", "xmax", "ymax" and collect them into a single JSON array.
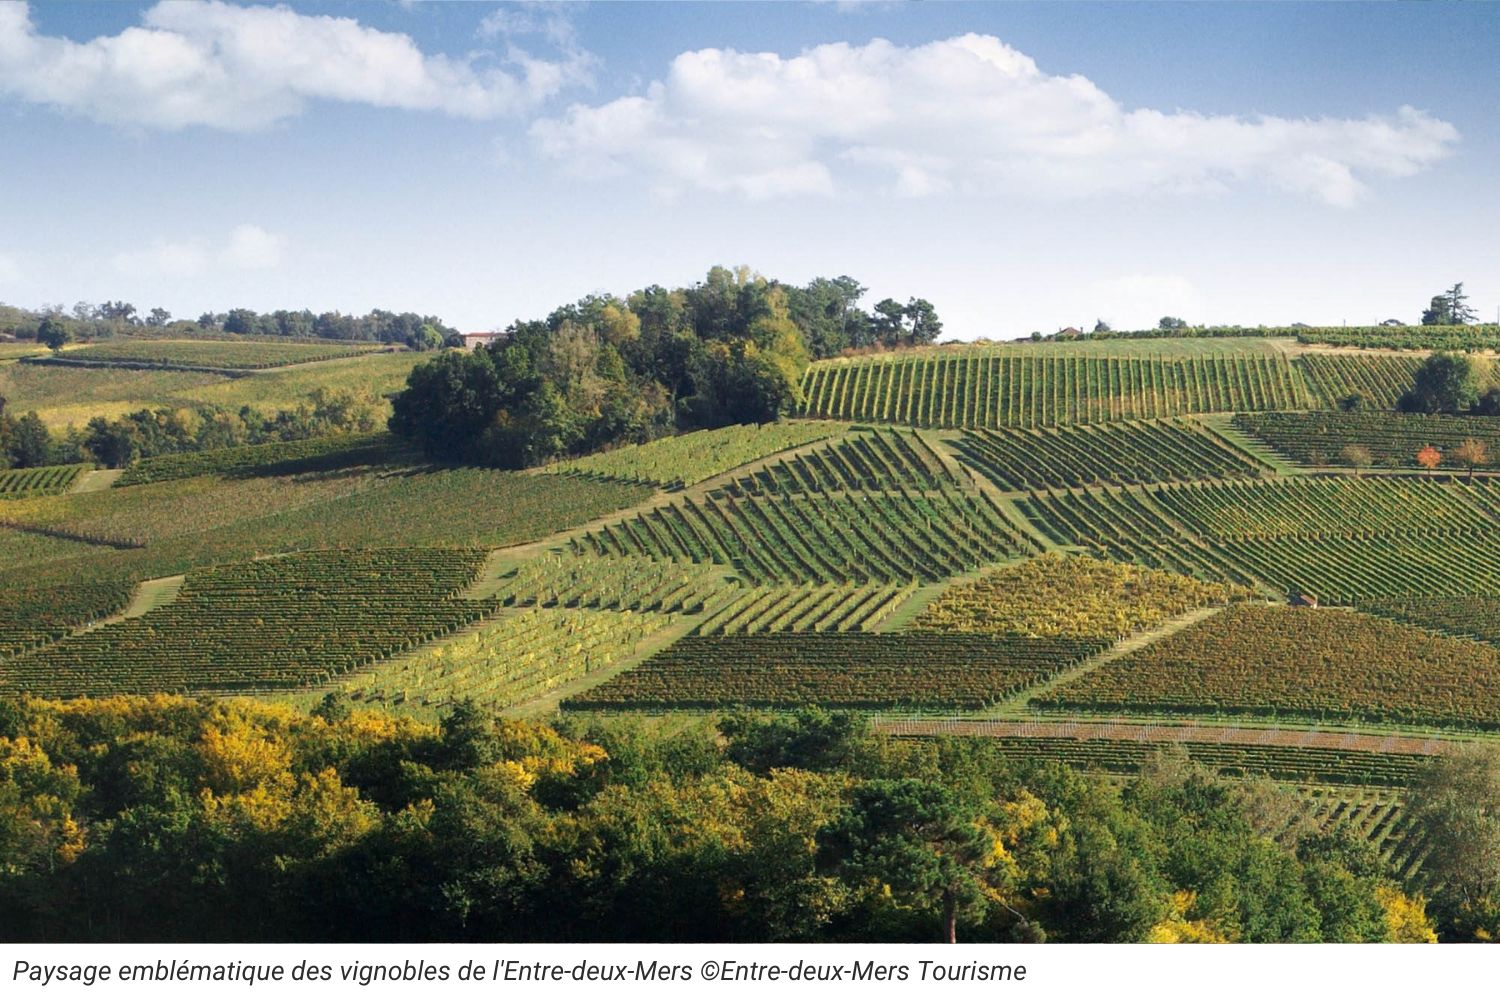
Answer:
[
  {"xmin": 693, "ymin": 583, "xmax": 915, "ymax": 635},
  {"xmin": 1234, "ymin": 411, "xmax": 1500, "ymax": 469},
  {"xmin": 798, "ymin": 351, "xmax": 1306, "ymax": 428},
  {"xmin": 42, "ymin": 339, "xmax": 380, "ymax": 370},
  {"xmin": 0, "ymin": 548, "xmax": 496, "ymax": 696},
  {"xmin": 1037, "ymin": 604, "xmax": 1500, "ymax": 728},
  {"xmin": 542, "ymin": 420, "xmax": 845, "ymax": 487},
  {"xmin": 573, "ymin": 484, "xmax": 1033, "ymax": 585},
  {"xmin": 341, "ymin": 607, "xmax": 677, "ymax": 714},
  {"xmin": 951, "ymin": 419, "xmax": 1266, "ymax": 490},
  {"xmin": 0, "ymin": 463, "xmax": 87, "ymax": 498},
  {"xmin": 495, "ymin": 554, "xmax": 732, "ymax": 613},
  {"xmin": 718, "ymin": 426, "xmax": 954, "ymax": 494},
  {"xmin": 116, "ymin": 432, "xmax": 404, "ymax": 486},
  {"xmin": 566, "ymin": 633, "xmax": 1108, "ymax": 709},
  {"xmin": 1019, "ymin": 480, "xmax": 1500, "ymax": 601},
  {"xmin": 912, "ymin": 554, "xmax": 1250, "ymax": 639},
  {"xmin": 1295, "ymin": 353, "xmax": 1423, "ymax": 410}
]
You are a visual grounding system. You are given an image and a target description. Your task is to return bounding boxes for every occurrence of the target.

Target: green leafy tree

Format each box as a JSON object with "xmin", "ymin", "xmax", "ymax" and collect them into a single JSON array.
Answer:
[
  {"xmin": 36, "ymin": 316, "xmax": 69, "ymax": 352},
  {"xmin": 1399, "ymin": 352, "xmax": 1480, "ymax": 414},
  {"xmin": 1421, "ymin": 282, "xmax": 1478, "ymax": 326},
  {"xmin": 1407, "ymin": 746, "xmax": 1500, "ymax": 939},
  {"xmin": 818, "ymin": 778, "xmax": 1000, "ymax": 942}
]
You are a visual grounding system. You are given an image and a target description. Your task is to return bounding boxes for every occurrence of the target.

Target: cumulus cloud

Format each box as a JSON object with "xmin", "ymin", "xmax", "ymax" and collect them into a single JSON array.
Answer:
[
  {"xmin": 111, "ymin": 225, "xmax": 286, "ymax": 278},
  {"xmin": 531, "ymin": 33, "xmax": 1459, "ymax": 205},
  {"xmin": 0, "ymin": 1, "xmax": 591, "ymax": 130}
]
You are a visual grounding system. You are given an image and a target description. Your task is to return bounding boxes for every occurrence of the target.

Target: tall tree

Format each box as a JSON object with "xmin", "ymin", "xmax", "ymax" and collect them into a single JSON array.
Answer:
[{"xmin": 818, "ymin": 778, "xmax": 1000, "ymax": 943}]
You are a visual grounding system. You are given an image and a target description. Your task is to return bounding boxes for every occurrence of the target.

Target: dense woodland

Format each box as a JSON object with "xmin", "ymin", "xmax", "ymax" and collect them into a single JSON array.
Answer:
[
  {"xmin": 0, "ymin": 697, "xmax": 1475, "ymax": 944},
  {"xmin": 392, "ymin": 266, "xmax": 942, "ymax": 467}
]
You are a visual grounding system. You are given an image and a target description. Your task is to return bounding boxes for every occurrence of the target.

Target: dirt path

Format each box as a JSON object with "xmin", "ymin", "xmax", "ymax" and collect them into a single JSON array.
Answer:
[
  {"xmin": 871, "ymin": 718, "xmax": 1464, "ymax": 757},
  {"xmin": 69, "ymin": 468, "xmax": 123, "ymax": 493}
]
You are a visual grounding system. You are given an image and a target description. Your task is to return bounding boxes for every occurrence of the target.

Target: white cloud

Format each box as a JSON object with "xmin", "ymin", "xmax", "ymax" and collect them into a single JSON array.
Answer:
[
  {"xmin": 111, "ymin": 225, "xmax": 285, "ymax": 278},
  {"xmin": 0, "ymin": 1, "xmax": 591, "ymax": 131},
  {"xmin": 0, "ymin": 251, "xmax": 20, "ymax": 284},
  {"xmin": 531, "ymin": 33, "xmax": 1459, "ymax": 205},
  {"xmin": 221, "ymin": 224, "xmax": 284, "ymax": 270}
]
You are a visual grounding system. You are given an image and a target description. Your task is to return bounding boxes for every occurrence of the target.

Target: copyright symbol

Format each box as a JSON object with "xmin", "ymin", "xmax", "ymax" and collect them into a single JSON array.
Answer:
[{"xmin": 701, "ymin": 961, "xmax": 720, "ymax": 981}]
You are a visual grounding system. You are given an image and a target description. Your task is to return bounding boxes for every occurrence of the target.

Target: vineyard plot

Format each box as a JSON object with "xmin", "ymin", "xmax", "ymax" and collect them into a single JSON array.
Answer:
[
  {"xmin": 951, "ymin": 420, "xmax": 1267, "ymax": 490},
  {"xmin": 1295, "ymin": 354, "xmax": 1423, "ymax": 410},
  {"xmin": 0, "ymin": 464, "xmax": 87, "ymax": 499},
  {"xmin": 1037, "ymin": 604, "xmax": 1500, "ymax": 728},
  {"xmin": 573, "ymin": 485, "xmax": 1035, "ymax": 585},
  {"xmin": 693, "ymin": 583, "xmax": 915, "ymax": 634},
  {"xmin": 542, "ymin": 421, "xmax": 846, "ymax": 488},
  {"xmin": 719, "ymin": 426, "xmax": 955, "ymax": 495},
  {"xmin": 1018, "ymin": 479, "xmax": 1500, "ymax": 602},
  {"xmin": 1234, "ymin": 411, "xmax": 1500, "ymax": 470},
  {"xmin": 341, "ymin": 607, "xmax": 679, "ymax": 714},
  {"xmin": 798, "ymin": 351, "xmax": 1305, "ymax": 428},
  {"xmin": 0, "ymin": 548, "xmax": 497, "ymax": 696},
  {"xmin": 566, "ymin": 633, "xmax": 1107, "ymax": 709}
]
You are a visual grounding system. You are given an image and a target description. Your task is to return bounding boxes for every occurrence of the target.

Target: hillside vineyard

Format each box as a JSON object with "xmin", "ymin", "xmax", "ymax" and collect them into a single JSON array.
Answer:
[{"xmin": 6, "ymin": 333, "xmax": 1500, "ymax": 918}]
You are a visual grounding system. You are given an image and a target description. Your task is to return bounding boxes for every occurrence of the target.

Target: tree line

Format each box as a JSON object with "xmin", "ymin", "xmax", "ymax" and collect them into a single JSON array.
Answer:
[
  {"xmin": 1, "ymin": 301, "xmax": 458, "ymax": 353},
  {"xmin": 388, "ymin": 266, "xmax": 943, "ymax": 469},
  {"xmin": 0, "ymin": 390, "xmax": 380, "ymax": 471},
  {"xmin": 1, "ymin": 696, "xmax": 1475, "ymax": 943}
]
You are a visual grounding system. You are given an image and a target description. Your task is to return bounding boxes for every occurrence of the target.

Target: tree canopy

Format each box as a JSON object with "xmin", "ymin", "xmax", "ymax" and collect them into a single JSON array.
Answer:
[
  {"xmin": 0, "ymin": 697, "xmax": 1439, "ymax": 943},
  {"xmin": 387, "ymin": 266, "xmax": 942, "ymax": 469}
]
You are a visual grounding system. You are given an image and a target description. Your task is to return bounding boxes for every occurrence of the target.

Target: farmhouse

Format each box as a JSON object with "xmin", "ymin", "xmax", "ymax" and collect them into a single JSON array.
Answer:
[{"xmin": 461, "ymin": 330, "xmax": 508, "ymax": 351}]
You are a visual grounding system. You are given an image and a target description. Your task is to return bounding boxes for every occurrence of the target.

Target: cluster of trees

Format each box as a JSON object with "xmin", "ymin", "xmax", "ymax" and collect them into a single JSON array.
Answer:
[
  {"xmin": 1421, "ymin": 283, "xmax": 1480, "ymax": 326},
  {"xmin": 0, "ymin": 696, "xmax": 1465, "ymax": 943},
  {"xmin": 389, "ymin": 267, "xmax": 942, "ymax": 468},
  {"xmin": 0, "ymin": 389, "xmax": 380, "ymax": 470},
  {"xmin": 0, "ymin": 302, "xmax": 458, "ymax": 352},
  {"xmin": 1396, "ymin": 352, "xmax": 1500, "ymax": 415}
]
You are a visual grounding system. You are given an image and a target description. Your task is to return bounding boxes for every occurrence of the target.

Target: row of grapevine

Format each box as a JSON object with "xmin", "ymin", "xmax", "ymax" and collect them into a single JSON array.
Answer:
[
  {"xmin": 0, "ymin": 464, "xmax": 87, "ymax": 499},
  {"xmin": 952, "ymin": 420, "xmax": 1266, "ymax": 490},
  {"xmin": 1296, "ymin": 324, "xmax": 1500, "ymax": 351},
  {"xmin": 115, "ymin": 432, "xmax": 402, "ymax": 486},
  {"xmin": 974, "ymin": 736, "xmax": 1430, "ymax": 787},
  {"xmin": 0, "ymin": 548, "xmax": 496, "ymax": 696},
  {"xmin": 718, "ymin": 426, "xmax": 954, "ymax": 495},
  {"xmin": 565, "ymin": 633, "xmax": 1107, "ymax": 709},
  {"xmin": 541, "ymin": 421, "xmax": 846, "ymax": 488},
  {"xmin": 1037, "ymin": 604, "xmax": 1500, "ymax": 728},
  {"xmin": 797, "ymin": 352, "xmax": 1306, "ymax": 428},
  {"xmin": 495, "ymin": 553, "xmax": 732, "ymax": 614},
  {"xmin": 693, "ymin": 583, "xmax": 915, "ymax": 635},
  {"xmin": 1295, "ymin": 353, "xmax": 1423, "ymax": 409},
  {"xmin": 572, "ymin": 484, "xmax": 1035, "ymax": 585},
  {"xmin": 343, "ymin": 607, "xmax": 676, "ymax": 713},
  {"xmin": 1233, "ymin": 411, "xmax": 1500, "ymax": 469}
]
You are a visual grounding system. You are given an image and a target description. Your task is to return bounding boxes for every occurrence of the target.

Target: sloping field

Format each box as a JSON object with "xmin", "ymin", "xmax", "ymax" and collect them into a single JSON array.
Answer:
[{"xmin": 798, "ymin": 351, "xmax": 1306, "ymax": 427}]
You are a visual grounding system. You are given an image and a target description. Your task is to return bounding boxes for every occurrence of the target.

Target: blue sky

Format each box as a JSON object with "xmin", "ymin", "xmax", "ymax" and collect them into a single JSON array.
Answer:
[{"xmin": 1, "ymin": 1, "xmax": 1496, "ymax": 337}]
